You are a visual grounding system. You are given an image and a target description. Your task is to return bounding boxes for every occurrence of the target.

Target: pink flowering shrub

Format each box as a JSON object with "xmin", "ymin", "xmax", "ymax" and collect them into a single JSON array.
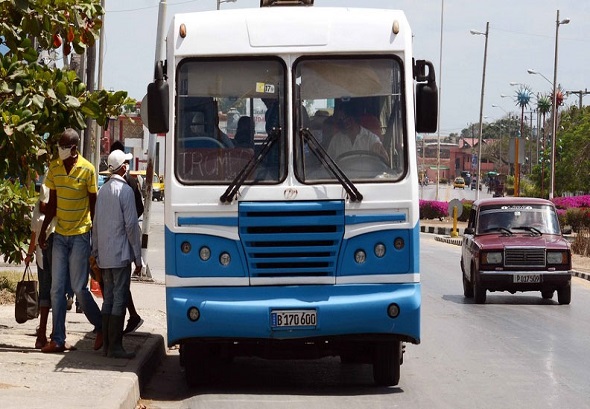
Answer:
[
  {"xmin": 419, "ymin": 200, "xmax": 448, "ymax": 220},
  {"xmin": 552, "ymin": 195, "xmax": 590, "ymax": 209}
]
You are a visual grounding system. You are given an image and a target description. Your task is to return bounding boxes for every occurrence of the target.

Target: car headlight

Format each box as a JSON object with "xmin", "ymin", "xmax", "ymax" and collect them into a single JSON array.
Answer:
[
  {"xmin": 547, "ymin": 251, "xmax": 567, "ymax": 264},
  {"xmin": 482, "ymin": 251, "xmax": 502, "ymax": 264}
]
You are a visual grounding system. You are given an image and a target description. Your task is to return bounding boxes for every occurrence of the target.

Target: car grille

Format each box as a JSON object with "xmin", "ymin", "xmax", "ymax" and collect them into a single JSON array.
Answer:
[
  {"xmin": 504, "ymin": 247, "xmax": 546, "ymax": 267},
  {"xmin": 239, "ymin": 201, "xmax": 344, "ymax": 278}
]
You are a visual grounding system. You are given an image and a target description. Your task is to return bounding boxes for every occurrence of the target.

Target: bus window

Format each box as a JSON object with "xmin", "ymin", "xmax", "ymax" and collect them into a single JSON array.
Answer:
[
  {"xmin": 175, "ymin": 58, "xmax": 287, "ymax": 184},
  {"xmin": 294, "ymin": 57, "xmax": 406, "ymax": 183}
]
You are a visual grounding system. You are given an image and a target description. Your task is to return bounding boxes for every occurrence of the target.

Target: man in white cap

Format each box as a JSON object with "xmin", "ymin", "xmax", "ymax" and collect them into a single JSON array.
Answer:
[{"xmin": 91, "ymin": 149, "xmax": 142, "ymax": 358}]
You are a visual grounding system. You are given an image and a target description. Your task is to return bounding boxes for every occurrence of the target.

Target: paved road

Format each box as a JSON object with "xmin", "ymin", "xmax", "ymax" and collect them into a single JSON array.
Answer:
[
  {"xmin": 139, "ymin": 234, "xmax": 590, "ymax": 409},
  {"xmin": 419, "ymin": 182, "xmax": 494, "ymax": 202}
]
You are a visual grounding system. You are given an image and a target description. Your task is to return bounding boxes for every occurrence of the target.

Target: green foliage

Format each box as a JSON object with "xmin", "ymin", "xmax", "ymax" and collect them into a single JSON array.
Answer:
[
  {"xmin": 458, "ymin": 201, "xmax": 472, "ymax": 222},
  {"xmin": 0, "ymin": 0, "xmax": 135, "ymax": 263},
  {"xmin": 0, "ymin": 180, "xmax": 35, "ymax": 264}
]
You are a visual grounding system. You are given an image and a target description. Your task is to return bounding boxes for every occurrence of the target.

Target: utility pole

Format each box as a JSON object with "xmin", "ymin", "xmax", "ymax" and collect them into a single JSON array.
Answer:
[
  {"xmin": 566, "ymin": 89, "xmax": 589, "ymax": 109},
  {"xmin": 83, "ymin": 45, "xmax": 96, "ymax": 159}
]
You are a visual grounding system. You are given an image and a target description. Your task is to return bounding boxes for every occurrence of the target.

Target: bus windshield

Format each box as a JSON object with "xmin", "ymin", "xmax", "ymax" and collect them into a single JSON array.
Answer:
[
  {"xmin": 175, "ymin": 58, "xmax": 287, "ymax": 184},
  {"xmin": 294, "ymin": 57, "xmax": 406, "ymax": 183}
]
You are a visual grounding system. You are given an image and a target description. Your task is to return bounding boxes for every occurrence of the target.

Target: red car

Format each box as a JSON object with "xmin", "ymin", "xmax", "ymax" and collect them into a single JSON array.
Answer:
[{"xmin": 461, "ymin": 197, "xmax": 572, "ymax": 304}]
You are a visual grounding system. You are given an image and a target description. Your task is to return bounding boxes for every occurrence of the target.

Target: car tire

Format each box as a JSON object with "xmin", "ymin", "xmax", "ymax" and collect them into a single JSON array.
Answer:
[
  {"xmin": 557, "ymin": 284, "xmax": 571, "ymax": 305},
  {"xmin": 473, "ymin": 270, "xmax": 486, "ymax": 304},
  {"xmin": 541, "ymin": 290, "xmax": 554, "ymax": 299},
  {"xmin": 461, "ymin": 258, "xmax": 474, "ymax": 298},
  {"xmin": 373, "ymin": 340, "xmax": 401, "ymax": 387}
]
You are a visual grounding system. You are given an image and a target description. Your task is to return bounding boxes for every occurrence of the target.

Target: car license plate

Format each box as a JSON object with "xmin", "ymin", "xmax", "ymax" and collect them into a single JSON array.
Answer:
[
  {"xmin": 513, "ymin": 274, "xmax": 541, "ymax": 283},
  {"xmin": 271, "ymin": 309, "xmax": 317, "ymax": 329}
]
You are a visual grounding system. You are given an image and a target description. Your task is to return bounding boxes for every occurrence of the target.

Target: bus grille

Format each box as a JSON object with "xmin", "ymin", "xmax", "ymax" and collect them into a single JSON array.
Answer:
[
  {"xmin": 239, "ymin": 201, "xmax": 344, "ymax": 278},
  {"xmin": 504, "ymin": 247, "xmax": 546, "ymax": 267}
]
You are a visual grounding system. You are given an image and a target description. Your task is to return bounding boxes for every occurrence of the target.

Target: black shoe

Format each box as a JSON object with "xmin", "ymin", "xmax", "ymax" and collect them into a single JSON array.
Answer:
[
  {"xmin": 76, "ymin": 305, "xmax": 83, "ymax": 314},
  {"xmin": 123, "ymin": 315, "xmax": 144, "ymax": 334},
  {"xmin": 66, "ymin": 296, "xmax": 73, "ymax": 311}
]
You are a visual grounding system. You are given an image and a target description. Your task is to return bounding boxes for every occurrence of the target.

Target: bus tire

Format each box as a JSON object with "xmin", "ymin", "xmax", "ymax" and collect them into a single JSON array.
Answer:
[
  {"xmin": 373, "ymin": 340, "xmax": 401, "ymax": 386},
  {"xmin": 183, "ymin": 342, "xmax": 211, "ymax": 387}
]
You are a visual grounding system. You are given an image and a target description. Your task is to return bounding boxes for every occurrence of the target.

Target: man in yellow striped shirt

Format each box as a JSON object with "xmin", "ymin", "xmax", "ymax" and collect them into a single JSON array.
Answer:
[{"xmin": 38, "ymin": 128, "xmax": 103, "ymax": 353}]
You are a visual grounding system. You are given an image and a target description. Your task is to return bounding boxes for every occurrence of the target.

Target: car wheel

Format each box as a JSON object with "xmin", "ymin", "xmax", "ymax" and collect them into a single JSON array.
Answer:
[
  {"xmin": 541, "ymin": 290, "xmax": 554, "ymax": 299},
  {"xmin": 461, "ymin": 258, "xmax": 474, "ymax": 298},
  {"xmin": 373, "ymin": 340, "xmax": 401, "ymax": 386},
  {"xmin": 473, "ymin": 270, "xmax": 486, "ymax": 304},
  {"xmin": 557, "ymin": 284, "xmax": 571, "ymax": 305}
]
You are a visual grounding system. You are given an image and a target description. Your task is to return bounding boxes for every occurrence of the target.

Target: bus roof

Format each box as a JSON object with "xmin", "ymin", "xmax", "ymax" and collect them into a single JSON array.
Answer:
[{"xmin": 169, "ymin": 7, "xmax": 412, "ymax": 58}]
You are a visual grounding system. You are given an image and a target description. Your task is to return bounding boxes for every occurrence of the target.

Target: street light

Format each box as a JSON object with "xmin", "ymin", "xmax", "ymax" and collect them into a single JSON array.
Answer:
[
  {"xmin": 549, "ymin": 10, "xmax": 569, "ymax": 199},
  {"xmin": 470, "ymin": 22, "xmax": 489, "ymax": 200},
  {"xmin": 527, "ymin": 68, "xmax": 553, "ymax": 87},
  {"xmin": 217, "ymin": 0, "xmax": 237, "ymax": 10}
]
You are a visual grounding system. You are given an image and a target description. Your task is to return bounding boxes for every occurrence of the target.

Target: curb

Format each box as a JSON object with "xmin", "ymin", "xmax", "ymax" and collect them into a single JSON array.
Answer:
[{"xmin": 420, "ymin": 225, "xmax": 463, "ymax": 236}]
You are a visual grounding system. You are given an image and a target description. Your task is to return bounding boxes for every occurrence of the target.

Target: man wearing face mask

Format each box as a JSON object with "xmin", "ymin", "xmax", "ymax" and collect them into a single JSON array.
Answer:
[
  {"xmin": 91, "ymin": 150, "xmax": 142, "ymax": 358},
  {"xmin": 38, "ymin": 128, "xmax": 103, "ymax": 353}
]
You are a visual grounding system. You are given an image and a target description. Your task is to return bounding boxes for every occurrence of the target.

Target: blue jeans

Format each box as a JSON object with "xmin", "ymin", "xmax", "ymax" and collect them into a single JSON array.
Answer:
[
  {"xmin": 101, "ymin": 265, "xmax": 131, "ymax": 317},
  {"xmin": 50, "ymin": 232, "xmax": 102, "ymax": 346},
  {"xmin": 38, "ymin": 234, "xmax": 53, "ymax": 308}
]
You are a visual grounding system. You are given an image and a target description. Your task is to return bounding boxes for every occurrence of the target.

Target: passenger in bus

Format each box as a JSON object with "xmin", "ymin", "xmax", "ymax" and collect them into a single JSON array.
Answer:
[
  {"xmin": 320, "ymin": 116, "xmax": 337, "ymax": 150},
  {"xmin": 233, "ymin": 116, "xmax": 254, "ymax": 150},
  {"xmin": 188, "ymin": 112, "xmax": 234, "ymax": 148},
  {"xmin": 327, "ymin": 105, "xmax": 388, "ymax": 161}
]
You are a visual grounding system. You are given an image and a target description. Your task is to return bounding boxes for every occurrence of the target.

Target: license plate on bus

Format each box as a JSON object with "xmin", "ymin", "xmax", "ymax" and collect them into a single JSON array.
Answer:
[
  {"xmin": 513, "ymin": 274, "xmax": 541, "ymax": 283},
  {"xmin": 271, "ymin": 309, "xmax": 317, "ymax": 329}
]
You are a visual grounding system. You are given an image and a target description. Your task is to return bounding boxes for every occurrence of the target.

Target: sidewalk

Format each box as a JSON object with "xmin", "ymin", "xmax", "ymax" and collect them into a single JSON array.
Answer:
[{"xmin": 0, "ymin": 279, "xmax": 167, "ymax": 409}]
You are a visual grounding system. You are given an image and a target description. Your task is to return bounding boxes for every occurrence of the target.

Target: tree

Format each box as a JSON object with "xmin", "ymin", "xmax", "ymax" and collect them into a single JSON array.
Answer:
[
  {"xmin": 0, "ymin": 0, "xmax": 135, "ymax": 263},
  {"xmin": 555, "ymin": 105, "xmax": 590, "ymax": 195}
]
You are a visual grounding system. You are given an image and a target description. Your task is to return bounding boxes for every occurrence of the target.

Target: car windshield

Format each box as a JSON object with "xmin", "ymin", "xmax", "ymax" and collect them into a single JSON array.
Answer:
[
  {"xmin": 175, "ymin": 58, "xmax": 286, "ymax": 185},
  {"xmin": 293, "ymin": 57, "xmax": 406, "ymax": 183},
  {"xmin": 476, "ymin": 204, "xmax": 561, "ymax": 235}
]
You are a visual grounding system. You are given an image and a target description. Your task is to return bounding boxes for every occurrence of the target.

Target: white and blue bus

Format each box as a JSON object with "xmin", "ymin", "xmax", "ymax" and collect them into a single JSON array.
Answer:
[{"xmin": 146, "ymin": 0, "xmax": 437, "ymax": 387}]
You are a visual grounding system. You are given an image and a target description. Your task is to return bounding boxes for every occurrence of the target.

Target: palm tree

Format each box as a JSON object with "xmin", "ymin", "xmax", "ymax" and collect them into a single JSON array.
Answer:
[{"xmin": 514, "ymin": 86, "xmax": 533, "ymax": 196}]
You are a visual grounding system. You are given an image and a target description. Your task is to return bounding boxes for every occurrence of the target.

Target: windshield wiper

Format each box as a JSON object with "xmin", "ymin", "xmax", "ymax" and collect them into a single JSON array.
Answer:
[
  {"xmin": 300, "ymin": 128, "xmax": 363, "ymax": 202},
  {"xmin": 483, "ymin": 227, "xmax": 513, "ymax": 236},
  {"xmin": 512, "ymin": 226, "xmax": 543, "ymax": 236},
  {"xmin": 220, "ymin": 128, "xmax": 280, "ymax": 203}
]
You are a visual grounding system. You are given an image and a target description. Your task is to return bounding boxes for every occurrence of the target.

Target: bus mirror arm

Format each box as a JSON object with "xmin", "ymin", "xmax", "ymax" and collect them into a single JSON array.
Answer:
[
  {"xmin": 219, "ymin": 128, "xmax": 281, "ymax": 203},
  {"xmin": 300, "ymin": 128, "xmax": 363, "ymax": 202}
]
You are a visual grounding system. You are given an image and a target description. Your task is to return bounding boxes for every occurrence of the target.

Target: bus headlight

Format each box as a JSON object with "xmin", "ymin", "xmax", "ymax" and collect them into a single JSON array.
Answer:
[
  {"xmin": 199, "ymin": 246, "xmax": 211, "ymax": 261},
  {"xmin": 374, "ymin": 243, "xmax": 386, "ymax": 258},
  {"xmin": 188, "ymin": 307, "xmax": 200, "ymax": 322},
  {"xmin": 220, "ymin": 252, "xmax": 231, "ymax": 266},
  {"xmin": 354, "ymin": 250, "xmax": 366, "ymax": 264}
]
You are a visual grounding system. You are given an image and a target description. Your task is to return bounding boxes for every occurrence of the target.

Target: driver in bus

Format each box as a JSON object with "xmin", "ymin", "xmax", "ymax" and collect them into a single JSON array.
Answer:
[{"xmin": 326, "ymin": 104, "xmax": 388, "ymax": 162}]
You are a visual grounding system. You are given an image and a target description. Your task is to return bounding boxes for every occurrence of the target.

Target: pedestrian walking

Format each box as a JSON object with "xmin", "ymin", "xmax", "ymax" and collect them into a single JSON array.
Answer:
[
  {"xmin": 91, "ymin": 150, "xmax": 142, "ymax": 358},
  {"xmin": 38, "ymin": 128, "xmax": 103, "ymax": 353}
]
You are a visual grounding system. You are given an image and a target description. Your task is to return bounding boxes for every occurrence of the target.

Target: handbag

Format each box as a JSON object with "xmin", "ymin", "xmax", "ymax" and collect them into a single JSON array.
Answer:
[{"xmin": 14, "ymin": 264, "xmax": 39, "ymax": 324}]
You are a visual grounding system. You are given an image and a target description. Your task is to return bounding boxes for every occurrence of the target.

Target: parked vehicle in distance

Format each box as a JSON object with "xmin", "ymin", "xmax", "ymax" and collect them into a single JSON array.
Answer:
[
  {"xmin": 453, "ymin": 177, "xmax": 465, "ymax": 189},
  {"xmin": 461, "ymin": 197, "xmax": 572, "ymax": 304},
  {"xmin": 129, "ymin": 170, "xmax": 164, "ymax": 201}
]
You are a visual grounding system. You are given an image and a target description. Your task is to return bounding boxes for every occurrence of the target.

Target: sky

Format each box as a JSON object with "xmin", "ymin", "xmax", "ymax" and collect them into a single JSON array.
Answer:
[{"xmin": 100, "ymin": 0, "xmax": 590, "ymax": 136}]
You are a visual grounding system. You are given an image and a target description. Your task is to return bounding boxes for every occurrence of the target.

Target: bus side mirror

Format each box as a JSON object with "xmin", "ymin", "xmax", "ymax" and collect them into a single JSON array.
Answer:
[
  {"xmin": 146, "ymin": 61, "xmax": 169, "ymax": 134},
  {"xmin": 414, "ymin": 60, "xmax": 438, "ymax": 134}
]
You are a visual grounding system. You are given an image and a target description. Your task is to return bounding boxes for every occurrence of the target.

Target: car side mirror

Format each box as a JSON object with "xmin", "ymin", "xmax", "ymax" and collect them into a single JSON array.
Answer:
[{"xmin": 464, "ymin": 227, "xmax": 475, "ymax": 235}]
